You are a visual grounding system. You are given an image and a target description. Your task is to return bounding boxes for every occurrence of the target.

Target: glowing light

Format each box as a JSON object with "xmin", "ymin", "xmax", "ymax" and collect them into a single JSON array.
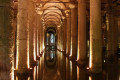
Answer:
[
  {"xmin": 89, "ymin": 76, "xmax": 92, "ymax": 80},
  {"xmin": 89, "ymin": 40, "xmax": 93, "ymax": 68},
  {"xmin": 37, "ymin": 28, "xmax": 39, "ymax": 57},
  {"xmin": 70, "ymin": 61, "xmax": 72, "ymax": 79},
  {"xmin": 77, "ymin": 66, "xmax": 79, "ymax": 80},
  {"xmin": 16, "ymin": 25, "xmax": 20, "ymax": 69},
  {"xmin": 34, "ymin": 67, "xmax": 36, "ymax": 80},
  {"xmin": 69, "ymin": 4, "xmax": 75, "ymax": 9},
  {"xmin": 16, "ymin": 76, "xmax": 18, "ymax": 80},
  {"xmin": 86, "ymin": 67, "xmax": 90, "ymax": 70},
  {"xmin": 57, "ymin": 25, "xmax": 61, "ymax": 28},
  {"xmin": 104, "ymin": 60, "xmax": 106, "ymax": 63},
  {"xmin": 27, "ymin": 20, "xmax": 30, "ymax": 68},
  {"xmin": 28, "ymin": 77, "xmax": 30, "ymax": 80},
  {"xmin": 30, "ymin": 68, "xmax": 32, "ymax": 69},
  {"xmin": 34, "ymin": 28, "xmax": 36, "ymax": 61},
  {"xmin": 77, "ymin": 44, "xmax": 80, "ymax": 61},
  {"xmin": 70, "ymin": 42, "xmax": 72, "ymax": 57}
]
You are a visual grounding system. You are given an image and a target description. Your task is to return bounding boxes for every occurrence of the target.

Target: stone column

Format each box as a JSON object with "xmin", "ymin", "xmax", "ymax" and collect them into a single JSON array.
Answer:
[
  {"xmin": 66, "ymin": 58, "xmax": 70, "ymax": 80},
  {"xmin": 36, "ymin": 14, "xmax": 41, "ymax": 58},
  {"xmin": 63, "ymin": 19, "xmax": 67, "ymax": 52},
  {"xmin": 106, "ymin": 3, "xmax": 118, "ymax": 59},
  {"xmin": 106, "ymin": 10, "xmax": 114, "ymax": 56},
  {"xmin": 40, "ymin": 24, "xmax": 44, "ymax": 54},
  {"xmin": 89, "ymin": 0, "xmax": 102, "ymax": 73},
  {"xmin": 57, "ymin": 27, "xmax": 62, "ymax": 50},
  {"xmin": 16, "ymin": 0, "xmax": 30, "ymax": 70},
  {"xmin": 35, "ymin": 14, "xmax": 38, "ymax": 60},
  {"xmin": 28, "ymin": 0, "xmax": 36, "ymax": 67},
  {"xmin": 0, "ymin": 0, "xmax": 14, "ymax": 79},
  {"xmin": 66, "ymin": 11, "xmax": 71, "ymax": 55},
  {"xmin": 70, "ymin": 6, "xmax": 78, "ymax": 60},
  {"xmin": 77, "ymin": 0, "xmax": 87, "ymax": 65},
  {"xmin": 114, "ymin": 17, "xmax": 118, "ymax": 53},
  {"xmin": 61, "ymin": 24, "xmax": 64, "ymax": 51}
]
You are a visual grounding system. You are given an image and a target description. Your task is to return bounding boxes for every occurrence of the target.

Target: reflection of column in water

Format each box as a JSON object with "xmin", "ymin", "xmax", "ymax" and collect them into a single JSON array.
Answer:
[
  {"xmin": 62, "ymin": 54, "xmax": 66, "ymax": 80},
  {"xmin": 77, "ymin": 66, "xmax": 88, "ymax": 80},
  {"xmin": 36, "ymin": 66, "xmax": 39, "ymax": 80},
  {"xmin": 40, "ymin": 55, "xmax": 44, "ymax": 80},
  {"xmin": 77, "ymin": 66, "xmax": 79, "ymax": 80},
  {"xmin": 89, "ymin": 76, "xmax": 92, "ymax": 80},
  {"xmin": 70, "ymin": 61, "xmax": 77, "ymax": 80},
  {"xmin": 57, "ymin": 51, "xmax": 61, "ymax": 74},
  {"xmin": 16, "ymin": 76, "xmax": 18, "ymax": 80},
  {"xmin": 38, "ymin": 61, "xmax": 41, "ymax": 80},
  {"xmin": 59, "ymin": 52, "xmax": 66, "ymax": 80},
  {"xmin": 33, "ymin": 66, "xmax": 36, "ymax": 80},
  {"xmin": 66, "ymin": 58, "xmax": 70, "ymax": 80},
  {"xmin": 28, "ymin": 77, "xmax": 30, "ymax": 80},
  {"xmin": 70, "ymin": 61, "xmax": 72, "ymax": 79}
]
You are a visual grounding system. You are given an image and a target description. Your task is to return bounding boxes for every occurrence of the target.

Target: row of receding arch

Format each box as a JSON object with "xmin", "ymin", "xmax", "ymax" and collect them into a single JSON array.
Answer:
[{"xmin": 35, "ymin": 0, "xmax": 76, "ymax": 27}]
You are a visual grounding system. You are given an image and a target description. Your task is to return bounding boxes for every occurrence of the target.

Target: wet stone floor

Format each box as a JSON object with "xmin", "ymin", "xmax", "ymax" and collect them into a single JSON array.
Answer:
[{"xmin": 14, "ymin": 51, "xmax": 120, "ymax": 80}]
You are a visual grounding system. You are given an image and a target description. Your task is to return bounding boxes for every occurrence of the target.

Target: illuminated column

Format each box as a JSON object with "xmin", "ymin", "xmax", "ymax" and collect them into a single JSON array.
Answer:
[
  {"xmin": 16, "ymin": 0, "xmax": 30, "ymax": 70},
  {"xmin": 63, "ymin": 19, "xmax": 67, "ymax": 52},
  {"xmin": 36, "ymin": 15, "xmax": 41, "ymax": 57},
  {"xmin": 40, "ymin": 20, "xmax": 44, "ymax": 54},
  {"xmin": 70, "ymin": 5, "xmax": 78, "ymax": 60},
  {"xmin": 77, "ymin": 0, "xmax": 87, "ymax": 65},
  {"xmin": 34, "ymin": 15, "xmax": 37, "ymax": 60},
  {"xmin": 40, "ymin": 24, "xmax": 44, "ymax": 54},
  {"xmin": 28, "ymin": 1, "xmax": 36, "ymax": 67},
  {"xmin": 61, "ymin": 24, "xmax": 64, "ymax": 51},
  {"xmin": 106, "ymin": 4, "xmax": 118, "ymax": 58},
  {"xmin": 57, "ymin": 27, "xmax": 62, "ymax": 50},
  {"xmin": 90, "ymin": 0, "xmax": 102, "ymax": 73},
  {"xmin": 66, "ymin": 10, "xmax": 71, "ymax": 55},
  {"xmin": 0, "ymin": 0, "xmax": 14, "ymax": 79},
  {"xmin": 66, "ymin": 58, "xmax": 70, "ymax": 80}
]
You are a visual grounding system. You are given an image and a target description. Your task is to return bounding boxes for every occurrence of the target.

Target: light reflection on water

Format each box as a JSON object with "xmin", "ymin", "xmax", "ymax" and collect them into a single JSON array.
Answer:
[
  {"xmin": 77, "ymin": 66, "xmax": 79, "ymax": 80},
  {"xmin": 13, "ymin": 51, "xmax": 120, "ymax": 80},
  {"xmin": 89, "ymin": 76, "xmax": 92, "ymax": 80}
]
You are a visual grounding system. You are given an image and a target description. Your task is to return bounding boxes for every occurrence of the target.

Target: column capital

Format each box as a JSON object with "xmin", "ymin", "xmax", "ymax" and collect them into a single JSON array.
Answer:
[
  {"xmin": 68, "ymin": 3, "xmax": 77, "ymax": 9},
  {"xmin": 65, "ymin": 9, "xmax": 71, "ymax": 17}
]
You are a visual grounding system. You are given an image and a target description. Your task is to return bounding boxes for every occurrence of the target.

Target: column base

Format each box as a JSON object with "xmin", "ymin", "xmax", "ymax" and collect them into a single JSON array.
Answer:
[
  {"xmin": 30, "ymin": 60, "xmax": 39, "ymax": 67},
  {"xmin": 69, "ymin": 56, "xmax": 77, "ymax": 64},
  {"xmin": 88, "ymin": 67, "xmax": 102, "ymax": 74},
  {"xmin": 36, "ymin": 56, "xmax": 40, "ymax": 60},
  {"xmin": 69, "ymin": 56, "xmax": 77, "ymax": 61},
  {"xmin": 77, "ymin": 60, "xmax": 87, "ymax": 67},
  {"xmin": 14, "ymin": 68, "xmax": 32, "ymax": 76},
  {"xmin": 106, "ymin": 54, "xmax": 117, "ymax": 62}
]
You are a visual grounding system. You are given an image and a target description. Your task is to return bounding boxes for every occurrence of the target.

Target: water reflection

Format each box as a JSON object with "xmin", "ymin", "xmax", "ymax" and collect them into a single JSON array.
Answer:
[{"xmin": 14, "ymin": 51, "xmax": 120, "ymax": 80}]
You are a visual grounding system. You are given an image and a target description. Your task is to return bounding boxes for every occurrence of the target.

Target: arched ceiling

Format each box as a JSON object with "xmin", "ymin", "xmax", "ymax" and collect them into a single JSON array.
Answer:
[{"xmin": 35, "ymin": 0, "xmax": 69, "ymax": 28}]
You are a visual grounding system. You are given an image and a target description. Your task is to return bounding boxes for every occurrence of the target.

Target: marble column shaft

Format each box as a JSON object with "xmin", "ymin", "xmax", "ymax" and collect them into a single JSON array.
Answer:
[
  {"xmin": 63, "ymin": 19, "xmax": 67, "ymax": 52},
  {"xmin": 17, "ymin": 0, "xmax": 29, "ymax": 69},
  {"xmin": 0, "ymin": 0, "xmax": 13, "ymax": 79},
  {"xmin": 70, "ymin": 7, "xmax": 78, "ymax": 60},
  {"xmin": 66, "ymin": 14, "xmax": 71, "ymax": 55},
  {"xmin": 90, "ymin": 0, "xmax": 102, "ymax": 73},
  {"xmin": 28, "ymin": 1, "xmax": 37, "ymax": 67},
  {"xmin": 78, "ymin": 0, "xmax": 87, "ymax": 64},
  {"xmin": 106, "ymin": 4, "xmax": 118, "ymax": 56}
]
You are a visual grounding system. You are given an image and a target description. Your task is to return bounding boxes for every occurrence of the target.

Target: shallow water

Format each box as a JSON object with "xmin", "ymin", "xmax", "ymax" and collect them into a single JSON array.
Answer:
[{"xmin": 3, "ymin": 51, "xmax": 120, "ymax": 80}]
